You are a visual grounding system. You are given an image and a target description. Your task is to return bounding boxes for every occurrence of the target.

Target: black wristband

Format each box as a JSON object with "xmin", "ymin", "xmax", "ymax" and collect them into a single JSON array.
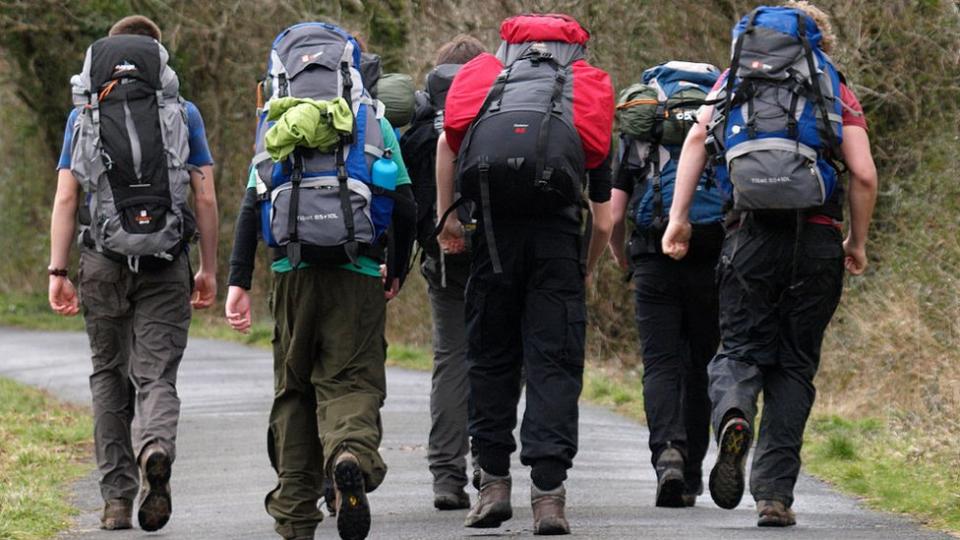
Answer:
[{"xmin": 48, "ymin": 267, "xmax": 68, "ymax": 277}]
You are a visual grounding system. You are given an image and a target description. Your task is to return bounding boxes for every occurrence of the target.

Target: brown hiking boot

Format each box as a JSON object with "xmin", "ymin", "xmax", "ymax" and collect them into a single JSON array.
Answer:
[
  {"xmin": 464, "ymin": 470, "xmax": 512, "ymax": 528},
  {"xmin": 757, "ymin": 499, "xmax": 797, "ymax": 527},
  {"xmin": 100, "ymin": 498, "xmax": 132, "ymax": 530},
  {"xmin": 532, "ymin": 484, "xmax": 570, "ymax": 535},
  {"xmin": 334, "ymin": 451, "xmax": 371, "ymax": 540},
  {"xmin": 137, "ymin": 444, "xmax": 172, "ymax": 532}
]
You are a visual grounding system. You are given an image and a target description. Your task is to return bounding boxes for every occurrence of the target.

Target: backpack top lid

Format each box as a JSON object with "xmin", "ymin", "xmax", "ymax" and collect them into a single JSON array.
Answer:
[
  {"xmin": 76, "ymin": 34, "xmax": 176, "ymax": 97},
  {"xmin": 496, "ymin": 13, "xmax": 589, "ymax": 67},
  {"xmin": 641, "ymin": 61, "xmax": 720, "ymax": 99},
  {"xmin": 733, "ymin": 6, "xmax": 823, "ymax": 49},
  {"xmin": 426, "ymin": 63, "xmax": 462, "ymax": 111},
  {"xmin": 499, "ymin": 13, "xmax": 590, "ymax": 45}
]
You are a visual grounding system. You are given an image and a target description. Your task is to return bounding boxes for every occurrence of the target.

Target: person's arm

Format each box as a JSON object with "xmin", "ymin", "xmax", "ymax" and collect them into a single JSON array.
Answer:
[
  {"xmin": 190, "ymin": 165, "xmax": 217, "ymax": 309},
  {"xmin": 586, "ymin": 199, "xmax": 613, "ymax": 280},
  {"xmin": 841, "ymin": 125, "xmax": 878, "ymax": 275},
  {"xmin": 435, "ymin": 132, "xmax": 465, "ymax": 254},
  {"xmin": 48, "ymin": 170, "xmax": 81, "ymax": 316},
  {"xmin": 225, "ymin": 186, "xmax": 259, "ymax": 333},
  {"xmin": 662, "ymin": 105, "xmax": 713, "ymax": 260},
  {"xmin": 609, "ymin": 188, "xmax": 630, "ymax": 271}
]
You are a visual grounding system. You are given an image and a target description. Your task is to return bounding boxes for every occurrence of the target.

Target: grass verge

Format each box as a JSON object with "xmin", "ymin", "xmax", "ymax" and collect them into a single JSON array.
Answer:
[{"xmin": 0, "ymin": 378, "xmax": 92, "ymax": 540}]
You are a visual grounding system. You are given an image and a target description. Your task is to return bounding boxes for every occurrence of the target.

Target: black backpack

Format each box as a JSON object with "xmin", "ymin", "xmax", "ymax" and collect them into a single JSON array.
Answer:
[{"xmin": 400, "ymin": 64, "xmax": 464, "ymax": 258}]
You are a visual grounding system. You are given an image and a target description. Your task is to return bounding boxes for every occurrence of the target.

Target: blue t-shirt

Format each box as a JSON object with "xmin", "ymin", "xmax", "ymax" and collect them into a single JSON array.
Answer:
[{"xmin": 57, "ymin": 100, "xmax": 213, "ymax": 170}]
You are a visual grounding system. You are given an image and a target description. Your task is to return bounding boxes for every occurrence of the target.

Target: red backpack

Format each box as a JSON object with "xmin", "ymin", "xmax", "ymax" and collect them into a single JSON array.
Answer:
[{"xmin": 442, "ymin": 13, "xmax": 613, "ymax": 271}]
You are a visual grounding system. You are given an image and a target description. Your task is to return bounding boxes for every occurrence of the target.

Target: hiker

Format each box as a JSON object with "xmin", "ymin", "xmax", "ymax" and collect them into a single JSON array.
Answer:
[
  {"xmin": 399, "ymin": 34, "xmax": 486, "ymax": 511},
  {"xmin": 437, "ymin": 13, "xmax": 614, "ymax": 535},
  {"xmin": 661, "ymin": 1, "xmax": 878, "ymax": 526},
  {"xmin": 609, "ymin": 61, "xmax": 726, "ymax": 508},
  {"xmin": 47, "ymin": 15, "xmax": 218, "ymax": 532},
  {"xmin": 224, "ymin": 22, "xmax": 416, "ymax": 540}
]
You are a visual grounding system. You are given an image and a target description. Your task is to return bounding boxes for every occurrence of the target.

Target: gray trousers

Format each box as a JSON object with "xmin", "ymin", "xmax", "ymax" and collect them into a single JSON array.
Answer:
[
  {"xmin": 79, "ymin": 247, "xmax": 192, "ymax": 502},
  {"xmin": 421, "ymin": 253, "xmax": 473, "ymax": 493}
]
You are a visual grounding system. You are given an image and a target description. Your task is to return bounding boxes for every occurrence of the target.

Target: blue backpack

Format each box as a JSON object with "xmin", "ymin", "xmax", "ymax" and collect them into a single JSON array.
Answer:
[
  {"xmin": 250, "ymin": 22, "xmax": 391, "ymax": 268},
  {"xmin": 707, "ymin": 6, "xmax": 844, "ymax": 211},
  {"xmin": 617, "ymin": 61, "xmax": 725, "ymax": 229}
]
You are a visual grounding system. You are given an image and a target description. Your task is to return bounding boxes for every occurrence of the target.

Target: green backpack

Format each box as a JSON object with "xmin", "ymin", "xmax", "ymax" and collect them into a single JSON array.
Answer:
[
  {"xmin": 616, "ymin": 61, "xmax": 719, "ymax": 146},
  {"xmin": 378, "ymin": 73, "xmax": 416, "ymax": 128}
]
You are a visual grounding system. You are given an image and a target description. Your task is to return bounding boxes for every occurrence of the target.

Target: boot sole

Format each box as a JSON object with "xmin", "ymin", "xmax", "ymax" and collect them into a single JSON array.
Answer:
[
  {"xmin": 709, "ymin": 419, "xmax": 751, "ymax": 510},
  {"xmin": 758, "ymin": 515, "xmax": 796, "ymax": 527},
  {"xmin": 655, "ymin": 469, "xmax": 686, "ymax": 508},
  {"xmin": 465, "ymin": 500, "xmax": 512, "ymax": 528},
  {"xmin": 335, "ymin": 460, "xmax": 371, "ymax": 540},
  {"xmin": 434, "ymin": 495, "xmax": 470, "ymax": 511},
  {"xmin": 534, "ymin": 517, "xmax": 571, "ymax": 536},
  {"xmin": 138, "ymin": 451, "xmax": 172, "ymax": 532}
]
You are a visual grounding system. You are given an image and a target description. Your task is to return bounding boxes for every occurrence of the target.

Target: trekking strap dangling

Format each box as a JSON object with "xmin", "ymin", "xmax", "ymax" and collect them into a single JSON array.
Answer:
[
  {"xmin": 533, "ymin": 69, "xmax": 567, "ymax": 192},
  {"xmin": 650, "ymin": 146, "xmax": 665, "ymax": 229},
  {"xmin": 478, "ymin": 158, "xmax": 503, "ymax": 274},
  {"xmin": 579, "ymin": 196, "xmax": 592, "ymax": 277},
  {"xmin": 796, "ymin": 13, "xmax": 840, "ymax": 157},
  {"xmin": 285, "ymin": 151, "xmax": 304, "ymax": 268},
  {"xmin": 335, "ymin": 138, "xmax": 360, "ymax": 266}
]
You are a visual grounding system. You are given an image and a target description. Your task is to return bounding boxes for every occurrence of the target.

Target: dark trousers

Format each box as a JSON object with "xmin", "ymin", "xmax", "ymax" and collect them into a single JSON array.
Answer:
[
  {"xmin": 421, "ymin": 252, "xmax": 473, "ymax": 493},
  {"xmin": 709, "ymin": 219, "xmax": 844, "ymax": 507},
  {"xmin": 633, "ymin": 254, "xmax": 719, "ymax": 486},
  {"xmin": 465, "ymin": 225, "xmax": 585, "ymax": 486}
]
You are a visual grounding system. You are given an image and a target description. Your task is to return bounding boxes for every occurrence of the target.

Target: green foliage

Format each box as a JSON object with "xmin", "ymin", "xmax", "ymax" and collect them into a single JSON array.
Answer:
[{"xmin": 0, "ymin": 377, "xmax": 92, "ymax": 540}]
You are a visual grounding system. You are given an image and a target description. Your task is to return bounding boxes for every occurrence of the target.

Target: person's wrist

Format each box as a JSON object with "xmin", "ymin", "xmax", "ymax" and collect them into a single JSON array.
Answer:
[{"xmin": 47, "ymin": 266, "xmax": 68, "ymax": 278}]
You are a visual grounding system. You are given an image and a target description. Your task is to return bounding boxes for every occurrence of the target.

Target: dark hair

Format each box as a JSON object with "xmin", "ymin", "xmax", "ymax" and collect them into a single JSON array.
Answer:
[
  {"xmin": 109, "ymin": 15, "xmax": 162, "ymax": 41},
  {"xmin": 435, "ymin": 34, "xmax": 485, "ymax": 65}
]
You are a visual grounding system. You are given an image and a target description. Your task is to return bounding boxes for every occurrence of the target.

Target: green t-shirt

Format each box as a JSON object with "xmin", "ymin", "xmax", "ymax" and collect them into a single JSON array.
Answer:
[{"xmin": 249, "ymin": 116, "xmax": 411, "ymax": 278}]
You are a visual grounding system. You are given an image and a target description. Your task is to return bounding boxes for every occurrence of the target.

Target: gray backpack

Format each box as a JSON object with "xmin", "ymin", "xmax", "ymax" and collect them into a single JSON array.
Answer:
[{"xmin": 69, "ymin": 34, "xmax": 192, "ymax": 270}]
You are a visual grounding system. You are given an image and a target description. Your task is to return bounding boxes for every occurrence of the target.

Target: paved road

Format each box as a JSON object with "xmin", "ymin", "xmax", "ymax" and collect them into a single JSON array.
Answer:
[{"xmin": 0, "ymin": 327, "xmax": 949, "ymax": 540}]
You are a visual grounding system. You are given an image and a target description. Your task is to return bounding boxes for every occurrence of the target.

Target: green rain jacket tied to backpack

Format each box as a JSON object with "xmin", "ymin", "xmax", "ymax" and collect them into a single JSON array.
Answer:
[
  {"xmin": 617, "ymin": 67, "xmax": 713, "ymax": 147},
  {"xmin": 264, "ymin": 96, "xmax": 354, "ymax": 161}
]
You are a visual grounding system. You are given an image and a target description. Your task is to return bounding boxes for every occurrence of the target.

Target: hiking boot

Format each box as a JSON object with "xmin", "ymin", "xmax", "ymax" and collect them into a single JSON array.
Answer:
[
  {"xmin": 757, "ymin": 500, "xmax": 796, "ymax": 527},
  {"xmin": 137, "ymin": 444, "xmax": 172, "ymax": 531},
  {"xmin": 531, "ymin": 484, "xmax": 570, "ymax": 535},
  {"xmin": 709, "ymin": 416, "xmax": 752, "ymax": 510},
  {"xmin": 434, "ymin": 488, "xmax": 470, "ymax": 510},
  {"xmin": 100, "ymin": 498, "xmax": 133, "ymax": 530},
  {"xmin": 323, "ymin": 480, "xmax": 337, "ymax": 516},
  {"xmin": 464, "ymin": 470, "xmax": 512, "ymax": 528},
  {"xmin": 334, "ymin": 452, "xmax": 371, "ymax": 540},
  {"xmin": 654, "ymin": 447, "xmax": 685, "ymax": 508},
  {"xmin": 681, "ymin": 477, "xmax": 703, "ymax": 507}
]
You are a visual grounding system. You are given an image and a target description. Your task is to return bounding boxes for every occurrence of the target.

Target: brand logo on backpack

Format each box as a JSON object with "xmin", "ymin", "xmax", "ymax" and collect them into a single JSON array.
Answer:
[
  {"xmin": 300, "ymin": 51, "xmax": 324, "ymax": 63},
  {"xmin": 113, "ymin": 61, "xmax": 138, "ymax": 76},
  {"xmin": 297, "ymin": 212, "xmax": 339, "ymax": 222},
  {"xmin": 513, "ymin": 123, "xmax": 529, "ymax": 134},
  {"xmin": 750, "ymin": 60, "xmax": 773, "ymax": 72},
  {"xmin": 135, "ymin": 209, "xmax": 152, "ymax": 225}
]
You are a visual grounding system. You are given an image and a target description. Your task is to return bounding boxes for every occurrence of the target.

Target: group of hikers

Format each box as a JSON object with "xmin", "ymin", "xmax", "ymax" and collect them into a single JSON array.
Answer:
[{"xmin": 46, "ymin": 1, "xmax": 878, "ymax": 539}]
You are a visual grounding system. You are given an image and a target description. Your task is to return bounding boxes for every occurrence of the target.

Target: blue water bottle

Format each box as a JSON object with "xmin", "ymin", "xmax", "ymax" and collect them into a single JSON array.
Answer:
[{"xmin": 371, "ymin": 149, "xmax": 398, "ymax": 233}]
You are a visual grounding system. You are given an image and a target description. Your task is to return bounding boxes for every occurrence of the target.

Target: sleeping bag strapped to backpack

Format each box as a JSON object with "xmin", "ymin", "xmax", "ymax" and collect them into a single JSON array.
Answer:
[
  {"xmin": 69, "ymin": 34, "xmax": 192, "ymax": 271},
  {"xmin": 616, "ymin": 61, "xmax": 725, "ymax": 230},
  {"xmin": 250, "ymin": 22, "xmax": 393, "ymax": 268},
  {"xmin": 442, "ymin": 13, "xmax": 614, "ymax": 272},
  {"xmin": 400, "ymin": 63, "xmax": 466, "ymax": 257},
  {"xmin": 708, "ymin": 6, "xmax": 844, "ymax": 211}
]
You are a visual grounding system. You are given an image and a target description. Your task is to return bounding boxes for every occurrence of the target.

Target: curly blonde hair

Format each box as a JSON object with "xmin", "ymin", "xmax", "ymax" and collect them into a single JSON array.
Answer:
[{"xmin": 784, "ymin": 0, "xmax": 835, "ymax": 54}]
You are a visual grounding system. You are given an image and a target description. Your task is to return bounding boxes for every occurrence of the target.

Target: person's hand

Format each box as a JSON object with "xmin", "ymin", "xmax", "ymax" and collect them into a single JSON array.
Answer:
[
  {"xmin": 192, "ymin": 270, "xmax": 217, "ymax": 309},
  {"xmin": 379, "ymin": 264, "xmax": 401, "ymax": 300},
  {"xmin": 225, "ymin": 285, "xmax": 252, "ymax": 334},
  {"xmin": 661, "ymin": 220, "xmax": 692, "ymax": 260},
  {"xmin": 611, "ymin": 250, "xmax": 629, "ymax": 272},
  {"xmin": 48, "ymin": 276, "xmax": 80, "ymax": 316},
  {"xmin": 843, "ymin": 237, "xmax": 868, "ymax": 275},
  {"xmin": 437, "ymin": 217, "xmax": 466, "ymax": 255}
]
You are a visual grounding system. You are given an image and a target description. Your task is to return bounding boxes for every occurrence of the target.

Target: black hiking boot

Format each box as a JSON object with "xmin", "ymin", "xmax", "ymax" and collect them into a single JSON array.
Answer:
[
  {"xmin": 655, "ymin": 447, "xmax": 686, "ymax": 508},
  {"xmin": 709, "ymin": 417, "xmax": 752, "ymax": 510},
  {"xmin": 137, "ymin": 444, "xmax": 172, "ymax": 531},
  {"xmin": 681, "ymin": 475, "xmax": 703, "ymax": 507},
  {"xmin": 434, "ymin": 488, "xmax": 470, "ymax": 510},
  {"xmin": 334, "ymin": 452, "xmax": 371, "ymax": 540},
  {"xmin": 757, "ymin": 499, "xmax": 797, "ymax": 527}
]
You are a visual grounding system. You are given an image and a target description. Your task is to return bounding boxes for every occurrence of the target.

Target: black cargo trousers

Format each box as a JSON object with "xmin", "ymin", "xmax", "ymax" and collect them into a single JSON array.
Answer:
[
  {"xmin": 708, "ymin": 217, "xmax": 844, "ymax": 507},
  {"xmin": 465, "ymin": 223, "xmax": 586, "ymax": 489},
  {"xmin": 632, "ymin": 250, "xmax": 719, "ymax": 488}
]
